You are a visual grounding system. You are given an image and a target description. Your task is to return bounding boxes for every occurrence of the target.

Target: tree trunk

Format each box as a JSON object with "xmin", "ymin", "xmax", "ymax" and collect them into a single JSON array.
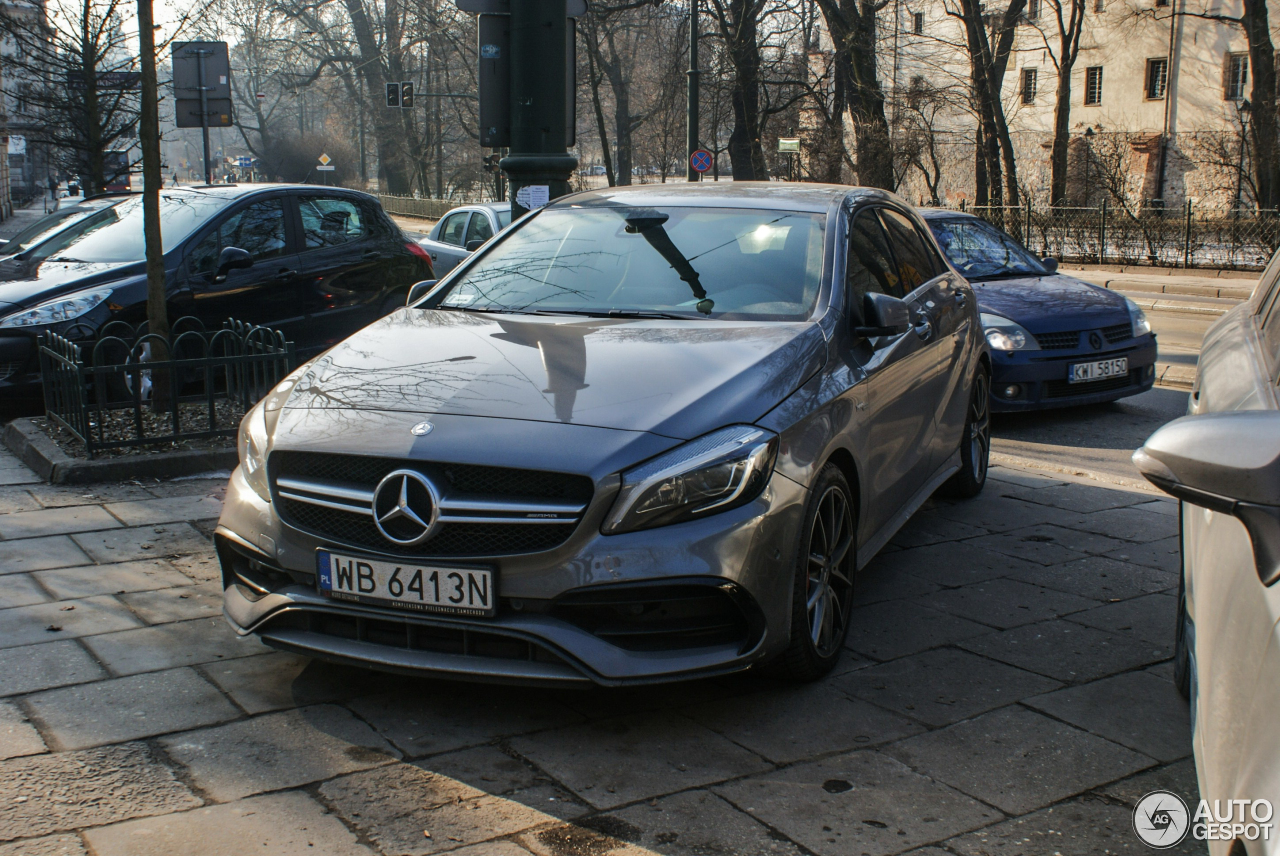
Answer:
[
  {"xmin": 342, "ymin": 0, "xmax": 411, "ymax": 193},
  {"xmin": 137, "ymin": 0, "xmax": 168, "ymax": 403},
  {"xmin": 1049, "ymin": 59, "xmax": 1074, "ymax": 206},
  {"xmin": 1243, "ymin": 0, "xmax": 1279, "ymax": 209},
  {"xmin": 725, "ymin": 0, "xmax": 767, "ymax": 179}
]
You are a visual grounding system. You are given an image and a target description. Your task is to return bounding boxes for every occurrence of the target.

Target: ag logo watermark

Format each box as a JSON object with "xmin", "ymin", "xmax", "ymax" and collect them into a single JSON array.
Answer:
[
  {"xmin": 1133, "ymin": 791, "xmax": 1275, "ymax": 848},
  {"xmin": 1133, "ymin": 791, "xmax": 1190, "ymax": 848}
]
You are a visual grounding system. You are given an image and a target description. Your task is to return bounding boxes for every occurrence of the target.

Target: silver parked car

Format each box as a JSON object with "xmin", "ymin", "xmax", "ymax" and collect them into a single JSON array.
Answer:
[
  {"xmin": 217, "ymin": 183, "xmax": 990, "ymax": 685},
  {"xmin": 1135, "ymin": 250, "xmax": 1280, "ymax": 855},
  {"xmin": 416, "ymin": 202, "xmax": 513, "ymax": 276}
]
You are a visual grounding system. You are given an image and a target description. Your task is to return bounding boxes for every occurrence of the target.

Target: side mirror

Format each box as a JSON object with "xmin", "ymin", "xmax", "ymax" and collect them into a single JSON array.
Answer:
[
  {"xmin": 855, "ymin": 292, "xmax": 911, "ymax": 339},
  {"xmin": 214, "ymin": 246, "xmax": 253, "ymax": 282},
  {"xmin": 1040, "ymin": 257, "xmax": 1059, "ymax": 273},
  {"xmin": 465, "ymin": 239, "xmax": 486, "ymax": 253},
  {"xmin": 406, "ymin": 280, "xmax": 438, "ymax": 306},
  {"xmin": 1134, "ymin": 410, "xmax": 1280, "ymax": 585}
]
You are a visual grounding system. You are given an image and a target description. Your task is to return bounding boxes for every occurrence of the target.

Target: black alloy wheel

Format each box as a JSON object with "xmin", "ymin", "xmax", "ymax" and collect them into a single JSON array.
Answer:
[{"xmin": 777, "ymin": 463, "xmax": 856, "ymax": 680}]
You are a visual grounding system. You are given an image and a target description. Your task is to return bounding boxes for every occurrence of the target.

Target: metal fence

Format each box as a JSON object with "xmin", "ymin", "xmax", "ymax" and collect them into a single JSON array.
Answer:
[
  {"xmin": 951, "ymin": 202, "xmax": 1280, "ymax": 271},
  {"xmin": 377, "ymin": 195, "xmax": 473, "ymax": 221},
  {"xmin": 39, "ymin": 317, "xmax": 297, "ymax": 457}
]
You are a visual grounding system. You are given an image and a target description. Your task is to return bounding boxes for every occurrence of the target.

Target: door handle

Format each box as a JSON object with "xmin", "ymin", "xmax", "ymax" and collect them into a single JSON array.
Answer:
[
  {"xmin": 274, "ymin": 269, "xmax": 297, "ymax": 281},
  {"xmin": 913, "ymin": 319, "xmax": 933, "ymax": 341},
  {"xmin": 955, "ymin": 291, "xmax": 968, "ymax": 308}
]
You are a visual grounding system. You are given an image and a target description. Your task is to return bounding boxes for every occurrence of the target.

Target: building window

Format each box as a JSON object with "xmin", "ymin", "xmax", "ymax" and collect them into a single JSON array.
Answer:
[
  {"xmin": 1093, "ymin": 0, "xmax": 1104, "ymax": 11},
  {"xmin": 1022, "ymin": 68, "xmax": 1037, "ymax": 103},
  {"xmin": 1225, "ymin": 53, "xmax": 1249, "ymax": 100},
  {"xmin": 1085, "ymin": 66, "xmax": 1103, "ymax": 105},
  {"xmin": 1146, "ymin": 57, "xmax": 1169, "ymax": 99},
  {"xmin": 1155, "ymin": 0, "xmax": 1169, "ymax": 6},
  {"xmin": 913, "ymin": 11, "xmax": 924, "ymax": 33},
  {"xmin": 1025, "ymin": 0, "xmax": 1040, "ymax": 20}
]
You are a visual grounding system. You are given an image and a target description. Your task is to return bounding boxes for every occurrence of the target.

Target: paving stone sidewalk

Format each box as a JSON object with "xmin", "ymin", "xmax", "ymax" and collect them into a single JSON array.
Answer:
[{"xmin": 0, "ymin": 448, "xmax": 1200, "ymax": 856}]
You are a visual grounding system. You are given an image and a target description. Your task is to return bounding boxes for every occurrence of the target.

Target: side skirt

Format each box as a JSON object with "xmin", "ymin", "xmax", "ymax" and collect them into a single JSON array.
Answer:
[{"xmin": 856, "ymin": 450, "xmax": 961, "ymax": 571}]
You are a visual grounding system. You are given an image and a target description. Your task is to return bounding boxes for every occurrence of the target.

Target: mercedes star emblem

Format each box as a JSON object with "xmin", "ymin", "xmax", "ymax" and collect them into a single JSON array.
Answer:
[
  {"xmin": 411, "ymin": 421, "xmax": 434, "ymax": 436},
  {"xmin": 371, "ymin": 469, "xmax": 440, "ymax": 545}
]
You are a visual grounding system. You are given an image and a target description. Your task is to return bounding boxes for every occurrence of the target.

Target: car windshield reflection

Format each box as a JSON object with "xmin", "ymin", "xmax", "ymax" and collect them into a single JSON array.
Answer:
[
  {"xmin": 436, "ymin": 206, "xmax": 827, "ymax": 321},
  {"xmin": 928, "ymin": 216, "xmax": 1049, "ymax": 281}
]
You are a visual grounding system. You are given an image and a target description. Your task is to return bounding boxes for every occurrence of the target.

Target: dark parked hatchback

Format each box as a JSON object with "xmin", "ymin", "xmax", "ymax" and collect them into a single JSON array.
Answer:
[{"xmin": 0, "ymin": 184, "xmax": 433, "ymax": 395}]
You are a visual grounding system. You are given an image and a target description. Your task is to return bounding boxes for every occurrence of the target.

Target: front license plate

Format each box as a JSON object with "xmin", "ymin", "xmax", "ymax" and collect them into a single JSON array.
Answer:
[
  {"xmin": 316, "ymin": 551, "xmax": 495, "ymax": 617},
  {"xmin": 1068, "ymin": 357, "xmax": 1128, "ymax": 384}
]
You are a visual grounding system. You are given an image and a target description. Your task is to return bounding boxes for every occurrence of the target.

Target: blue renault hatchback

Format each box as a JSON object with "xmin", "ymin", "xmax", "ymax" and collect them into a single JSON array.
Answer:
[{"xmin": 919, "ymin": 210, "xmax": 1157, "ymax": 411}]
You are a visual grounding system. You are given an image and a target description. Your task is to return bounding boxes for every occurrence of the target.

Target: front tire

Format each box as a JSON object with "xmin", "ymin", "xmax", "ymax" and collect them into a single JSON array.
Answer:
[
  {"xmin": 777, "ymin": 464, "xmax": 857, "ymax": 681},
  {"xmin": 942, "ymin": 367, "xmax": 991, "ymax": 499}
]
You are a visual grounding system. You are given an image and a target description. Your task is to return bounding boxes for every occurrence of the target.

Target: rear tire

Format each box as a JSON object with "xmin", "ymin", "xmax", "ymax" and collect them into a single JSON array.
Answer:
[
  {"xmin": 776, "ymin": 464, "xmax": 857, "ymax": 681},
  {"xmin": 942, "ymin": 367, "xmax": 990, "ymax": 499}
]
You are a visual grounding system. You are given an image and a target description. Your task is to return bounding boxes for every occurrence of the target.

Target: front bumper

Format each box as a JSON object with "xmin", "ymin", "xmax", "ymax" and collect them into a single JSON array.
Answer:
[
  {"xmin": 987, "ymin": 336, "xmax": 1157, "ymax": 411},
  {"xmin": 217, "ymin": 463, "xmax": 808, "ymax": 686}
]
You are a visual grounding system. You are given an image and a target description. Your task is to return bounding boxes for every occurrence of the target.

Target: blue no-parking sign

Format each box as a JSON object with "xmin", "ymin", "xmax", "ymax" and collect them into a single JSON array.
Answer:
[{"xmin": 690, "ymin": 149, "xmax": 712, "ymax": 173}]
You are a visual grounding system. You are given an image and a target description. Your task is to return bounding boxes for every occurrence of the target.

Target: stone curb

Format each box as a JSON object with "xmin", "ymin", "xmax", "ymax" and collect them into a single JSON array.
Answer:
[
  {"xmin": 1123, "ymin": 295, "xmax": 1230, "ymax": 317},
  {"xmin": 1154, "ymin": 362, "xmax": 1197, "ymax": 391},
  {"xmin": 1, "ymin": 417, "xmax": 236, "ymax": 484},
  {"xmin": 1097, "ymin": 279, "xmax": 1253, "ymax": 301},
  {"xmin": 1060, "ymin": 263, "xmax": 1258, "ymax": 280}
]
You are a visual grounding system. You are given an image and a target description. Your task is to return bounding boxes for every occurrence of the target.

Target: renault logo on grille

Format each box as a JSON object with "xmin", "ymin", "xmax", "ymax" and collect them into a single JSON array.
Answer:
[
  {"xmin": 372, "ymin": 469, "xmax": 441, "ymax": 545},
  {"xmin": 1089, "ymin": 332, "xmax": 1103, "ymax": 350}
]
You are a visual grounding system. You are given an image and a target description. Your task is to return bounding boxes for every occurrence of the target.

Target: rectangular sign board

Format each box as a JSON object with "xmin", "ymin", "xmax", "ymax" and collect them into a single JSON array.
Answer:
[
  {"xmin": 174, "ymin": 98, "xmax": 233, "ymax": 128},
  {"xmin": 67, "ymin": 71, "xmax": 141, "ymax": 90},
  {"xmin": 171, "ymin": 41, "xmax": 231, "ymax": 101}
]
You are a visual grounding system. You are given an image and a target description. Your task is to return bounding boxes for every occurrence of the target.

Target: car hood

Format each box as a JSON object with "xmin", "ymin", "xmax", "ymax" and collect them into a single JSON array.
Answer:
[
  {"xmin": 283, "ymin": 308, "xmax": 828, "ymax": 439},
  {"xmin": 973, "ymin": 273, "xmax": 1132, "ymax": 330},
  {"xmin": 0, "ymin": 258, "xmax": 143, "ymax": 306}
]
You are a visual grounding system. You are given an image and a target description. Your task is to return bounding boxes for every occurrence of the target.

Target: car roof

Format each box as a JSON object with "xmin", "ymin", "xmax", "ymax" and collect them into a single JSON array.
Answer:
[
  {"xmin": 915, "ymin": 208, "xmax": 977, "ymax": 221},
  {"xmin": 549, "ymin": 181, "xmax": 887, "ymax": 214},
  {"xmin": 161, "ymin": 183, "xmax": 374, "ymax": 201}
]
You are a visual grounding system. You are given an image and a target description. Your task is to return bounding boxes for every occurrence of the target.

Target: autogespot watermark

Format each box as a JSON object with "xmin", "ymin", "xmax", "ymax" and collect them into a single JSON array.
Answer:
[{"xmin": 1133, "ymin": 790, "xmax": 1275, "ymax": 848}]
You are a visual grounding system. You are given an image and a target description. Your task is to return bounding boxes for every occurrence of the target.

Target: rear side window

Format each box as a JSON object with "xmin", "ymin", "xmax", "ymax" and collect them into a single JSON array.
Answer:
[
  {"xmin": 440, "ymin": 212, "xmax": 469, "ymax": 246},
  {"xmin": 878, "ymin": 209, "xmax": 938, "ymax": 291},
  {"xmin": 848, "ymin": 209, "xmax": 902, "ymax": 323},
  {"xmin": 299, "ymin": 196, "xmax": 366, "ymax": 249},
  {"xmin": 1261, "ymin": 292, "xmax": 1280, "ymax": 379}
]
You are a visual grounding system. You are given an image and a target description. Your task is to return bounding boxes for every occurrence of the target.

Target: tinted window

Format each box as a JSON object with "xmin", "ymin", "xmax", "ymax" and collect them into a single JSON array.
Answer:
[
  {"xmin": 497, "ymin": 209, "xmax": 513, "ymax": 228},
  {"xmin": 879, "ymin": 209, "xmax": 937, "ymax": 291},
  {"xmin": 440, "ymin": 212, "xmax": 469, "ymax": 246},
  {"xmin": 466, "ymin": 213, "xmax": 494, "ymax": 244},
  {"xmin": 189, "ymin": 199, "xmax": 288, "ymax": 276},
  {"xmin": 440, "ymin": 206, "xmax": 826, "ymax": 321},
  {"xmin": 848, "ymin": 210, "xmax": 902, "ymax": 321},
  {"xmin": 300, "ymin": 197, "xmax": 366, "ymax": 249},
  {"xmin": 28, "ymin": 193, "xmax": 230, "ymax": 264}
]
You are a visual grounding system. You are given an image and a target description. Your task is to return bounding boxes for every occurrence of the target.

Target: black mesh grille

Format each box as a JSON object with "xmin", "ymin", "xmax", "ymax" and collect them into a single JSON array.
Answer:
[
  {"xmin": 271, "ymin": 451, "xmax": 592, "ymax": 557},
  {"xmin": 1044, "ymin": 371, "xmax": 1136, "ymax": 399},
  {"xmin": 1102, "ymin": 322, "xmax": 1133, "ymax": 344},
  {"xmin": 1034, "ymin": 330, "xmax": 1080, "ymax": 350},
  {"xmin": 551, "ymin": 584, "xmax": 753, "ymax": 652}
]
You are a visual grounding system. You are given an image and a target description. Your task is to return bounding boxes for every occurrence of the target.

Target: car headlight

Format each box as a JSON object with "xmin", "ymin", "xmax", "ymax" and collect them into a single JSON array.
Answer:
[
  {"xmin": 602, "ymin": 425, "xmax": 778, "ymax": 534},
  {"xmin": 1125, "ymin": 297, "xmax": 1153, "ymax": 338},
  {"xmin": 238, "ymin": 402, "xmax": 272, "ymax": 503},
  {"xmin": 0, "ymin": 289, "xmax": 113, "ymax": 328},
  {"xmin": 980, "ymin": 313, "xmax": 1040, "ymax": 351}
]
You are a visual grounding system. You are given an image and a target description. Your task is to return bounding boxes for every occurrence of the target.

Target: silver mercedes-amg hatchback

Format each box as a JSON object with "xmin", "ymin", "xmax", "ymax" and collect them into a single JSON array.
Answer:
[{"xmin": 217, "ymin": 182, "xmax": 990, "ymax": 685}]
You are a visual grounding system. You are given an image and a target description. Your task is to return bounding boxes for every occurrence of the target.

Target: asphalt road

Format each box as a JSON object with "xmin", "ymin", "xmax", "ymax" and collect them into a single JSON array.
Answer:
[{"xmin": 1148, "ymin": 306, "xmax": 1215, "ymax": 369}]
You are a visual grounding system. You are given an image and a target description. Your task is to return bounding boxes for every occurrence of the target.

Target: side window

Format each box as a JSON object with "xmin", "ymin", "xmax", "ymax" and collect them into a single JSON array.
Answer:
[
  {"xmin": 188, "ymin": 198, "xmax": 287, "ymax": 277},
  {"xmin": 847, "ymin": 209, "xmax": 902, "ymax": 323},
  {"xmin": 466, "ymin": 213, "xmax": 494, "ymax": 244},
  {"xmin": 299, "ymin": 196, "xmax": 366, "ymax": 250},
  {"xmin": 878, "ymin": 209, "xmax": 938, "ymax": 291},
  {"xmin": 440, "ymin": 212, "xmax": 469, "ymax": 247},
  {"xmin": 1262, "ymin": 303, "xmax": 1280, "ymax": 379}
]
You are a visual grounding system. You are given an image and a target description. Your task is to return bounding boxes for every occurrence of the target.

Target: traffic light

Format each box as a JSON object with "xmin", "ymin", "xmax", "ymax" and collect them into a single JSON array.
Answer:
[
  {"xmin": 400, "ymin": 81, "xmax": 413, "ymax": 110},
  {"xmin": 386, "ymin": 82, "xmax": 400, "ymax": 108}
]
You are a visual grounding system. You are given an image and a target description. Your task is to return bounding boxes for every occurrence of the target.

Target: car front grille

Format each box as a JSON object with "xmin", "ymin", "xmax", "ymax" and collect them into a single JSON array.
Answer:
[
  {"xmin": 1034, "ymin": 330, "xmax": 1080, "ymax": 350},
  {"xmin": 1102, "ymin": 322, "xmax": 1133, "ymax": 344},
  {"xmin": 1043, "ymin": 370, "xmax": 1137, "ymax": 399},
  {"xmin": 270, "ymin": 451, "xmax": 593, "ymax": 558}
]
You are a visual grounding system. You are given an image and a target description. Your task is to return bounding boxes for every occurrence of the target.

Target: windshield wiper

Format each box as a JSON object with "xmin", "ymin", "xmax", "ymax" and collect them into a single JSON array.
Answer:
[
  {"xmin": 520, "ymin": 308, "xmax": 695, "ymax": 320},
  {"xmin": 967, "ymin": 269, "xmax": 1046, "ymax": 281}
]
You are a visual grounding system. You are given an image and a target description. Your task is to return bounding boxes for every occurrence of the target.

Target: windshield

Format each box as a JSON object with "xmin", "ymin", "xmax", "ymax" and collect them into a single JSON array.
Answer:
[
  {"xmin": 927, "ymin": 217, "xmax": 1048, "ymax": 280},
  {"xmin": 437, "ymin": 206, "xmax": 826, "ymax": 320},
  {"xmin": 28, "ymin": 193, "xmax": 232, "ymax": 264}
]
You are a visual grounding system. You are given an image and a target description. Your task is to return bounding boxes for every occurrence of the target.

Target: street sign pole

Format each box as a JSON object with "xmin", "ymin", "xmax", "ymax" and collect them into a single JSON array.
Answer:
[
  {"xmin": 196, "ymin": 48, "xmax": 212, "ymax": 184},
  {"xmin": 687, "ymin": 0, "xmax": 699, "ymax": 182}
]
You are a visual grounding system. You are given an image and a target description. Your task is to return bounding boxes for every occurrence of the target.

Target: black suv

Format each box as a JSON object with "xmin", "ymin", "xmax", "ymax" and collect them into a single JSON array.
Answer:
[{"xmin": 0, "ymin": 184, "xmax": 433, "ymax": 396}]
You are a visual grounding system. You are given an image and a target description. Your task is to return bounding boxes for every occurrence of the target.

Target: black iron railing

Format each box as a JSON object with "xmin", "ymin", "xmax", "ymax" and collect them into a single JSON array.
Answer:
[
  {"xmin": 38, "ymin": 317, "xmax": 297, "ymax": 457},
  {"xmin": 946, "ymin": 202, "xmax": 1280, "ymax": 271}
]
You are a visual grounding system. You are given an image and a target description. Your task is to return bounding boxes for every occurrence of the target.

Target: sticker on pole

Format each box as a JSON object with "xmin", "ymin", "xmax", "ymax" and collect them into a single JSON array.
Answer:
[
  {"xmin": 690, "ymin": 149, "xmax": 712, "ymax": 173},
  {"xmin": 515, "ymin": 185, "xmax": 550, "ymax": 210}
]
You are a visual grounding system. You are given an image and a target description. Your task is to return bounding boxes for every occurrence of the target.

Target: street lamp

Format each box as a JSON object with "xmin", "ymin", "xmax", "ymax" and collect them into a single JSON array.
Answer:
[{"xmin": 1083, "ymin": 126, "xmax": 1095, "ymax": 207}]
